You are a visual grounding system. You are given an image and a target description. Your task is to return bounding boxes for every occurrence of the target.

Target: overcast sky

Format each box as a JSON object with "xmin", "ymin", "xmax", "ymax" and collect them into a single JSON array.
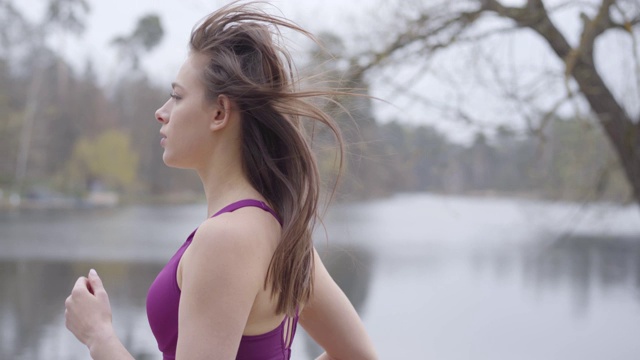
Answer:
[
  {"xmin": 16, "ymin": 0, "xmax": 640, "ymax": 144},
  {"xmin": 20, "ymin": 0, "xmax": 374, "ymax": 82}
]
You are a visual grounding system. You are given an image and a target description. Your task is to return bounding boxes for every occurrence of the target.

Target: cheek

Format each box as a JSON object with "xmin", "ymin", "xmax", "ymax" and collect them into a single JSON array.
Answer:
[{"xmin": 163, "ymin": 117, "xmax": 211, "ymax": 168}]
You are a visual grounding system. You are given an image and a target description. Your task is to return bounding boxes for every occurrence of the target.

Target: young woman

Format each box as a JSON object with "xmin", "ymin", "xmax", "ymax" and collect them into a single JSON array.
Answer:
[{"xmin": 64, "ymin": 2, "xmax": 377, "ymax": 360}]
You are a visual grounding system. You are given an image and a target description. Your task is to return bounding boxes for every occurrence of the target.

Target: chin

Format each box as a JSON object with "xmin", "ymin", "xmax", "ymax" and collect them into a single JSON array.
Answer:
[
  {"xmin": 162, "ymin": 153, "xmax": 181, "ymax": 168},
  {"xmin": 162, "ymin": 152, "xmax": 194, "ymax": 169}
]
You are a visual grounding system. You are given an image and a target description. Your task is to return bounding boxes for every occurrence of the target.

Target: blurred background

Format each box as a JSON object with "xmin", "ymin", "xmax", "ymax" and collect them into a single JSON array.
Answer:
[{"xmin": 1, "ymin": 0, "xmax": 640, "ymax": 359}]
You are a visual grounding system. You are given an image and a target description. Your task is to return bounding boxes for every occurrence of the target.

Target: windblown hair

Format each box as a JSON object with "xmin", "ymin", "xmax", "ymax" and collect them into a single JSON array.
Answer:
[{"xmin": 190, "ymin": 1, "xmax": 344, "ymax": 316}]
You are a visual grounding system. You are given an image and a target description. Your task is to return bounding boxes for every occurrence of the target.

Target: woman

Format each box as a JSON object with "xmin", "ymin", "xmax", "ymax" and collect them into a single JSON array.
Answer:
[{"xmin": 64, "ymin": 2, "xmax": 377, "ymax": 360}]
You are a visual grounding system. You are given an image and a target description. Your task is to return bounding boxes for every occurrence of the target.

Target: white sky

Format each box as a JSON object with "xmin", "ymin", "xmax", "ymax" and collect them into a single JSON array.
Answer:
[
  {"xmin": 15, "ymin": 0, "xmax": 640, "ymax": 144},
  {"xmin": 21, "ymin": 0, "xmax": 375, "ymax": 83}
]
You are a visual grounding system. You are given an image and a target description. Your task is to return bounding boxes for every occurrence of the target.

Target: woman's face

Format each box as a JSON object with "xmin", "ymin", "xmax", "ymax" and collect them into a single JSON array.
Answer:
[{"xmin": 155, "ymin": 53, "xmax": 216, "ymax": 169}]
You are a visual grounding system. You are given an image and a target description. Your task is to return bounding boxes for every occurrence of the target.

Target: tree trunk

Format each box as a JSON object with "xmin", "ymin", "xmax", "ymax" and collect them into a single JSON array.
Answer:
[
  {"xmin": 570, "ymin": 61, "xmax": 640, "ymax": 205},
  {"xmin": 487, "ymin": 0, "xmax": 640, "ymax": 205},
  {"xmin": 533, "ymin": 29, "xmax": 640, "ymax": 205}
]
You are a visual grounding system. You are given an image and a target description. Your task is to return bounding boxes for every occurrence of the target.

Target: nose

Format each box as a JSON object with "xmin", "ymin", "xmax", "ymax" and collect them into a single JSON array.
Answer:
[{"xmin": 155, "ymin": 101, "xmax": 169, "ymax": 124}]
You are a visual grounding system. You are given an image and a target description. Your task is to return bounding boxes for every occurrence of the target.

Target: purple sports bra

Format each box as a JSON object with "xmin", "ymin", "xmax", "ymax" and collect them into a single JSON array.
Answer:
[{"xmin": 146, "ymin": 199, "xmax": 298, "ymax": 360}]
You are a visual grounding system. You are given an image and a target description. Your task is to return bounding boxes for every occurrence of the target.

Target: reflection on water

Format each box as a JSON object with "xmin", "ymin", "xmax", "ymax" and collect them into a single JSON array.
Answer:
[
  {"xmin": 0, "ymin": 247, "xmax": 375, "ymax": 360},
  {"xmin": 471, "ymin": 234, "xmax": 640, "ymax": 312},
  {"xmin": 1, "ymin": 195, "xmax": 640, "ymax": 359},
  {"xmin": 527, "ymin": 234, "xmax": 640, "ymax": 312},
  {"xmin": 0, "ymin": 260, "xmax": 164, "ymax": 360}
]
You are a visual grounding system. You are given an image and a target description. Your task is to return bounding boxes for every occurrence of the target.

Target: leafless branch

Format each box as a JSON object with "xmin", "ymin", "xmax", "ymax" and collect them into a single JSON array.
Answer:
[
  {"xmin": 612, "ymin": 2, "xmax": 640, "ymax": 107},
  {"xmin": 547, "ymin": 0, "xmax": 599, "ymax": 13},
  {"xmin": 565, "ymin": 0, "xmax": 616, "ymax": 75},
  {"xmin": 470, "ymin": 40, "xmax": 578, "ymax": 139},
  {"xmin": 455, "ymin": 25, "xmax": 521, "ymax": 43},
  {"xmin": 351, "ymin": 6, "xmax": 484, "ymax": 77},
  {"xmin": 479, "ymin": 0, "xmax": 573, "ymax": 58},
  {"xmin": 353, "ymin": 0, "xmax": 640, "ymax": 204},
  {"xmin": 377, "ymin": 71, "xmax": 480, "ymax": 127}
]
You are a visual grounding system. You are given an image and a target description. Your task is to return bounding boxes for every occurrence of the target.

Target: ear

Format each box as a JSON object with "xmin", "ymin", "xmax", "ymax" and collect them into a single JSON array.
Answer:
[{"xmin": 209, "ymin": 94, "xmax": 233, "ymax": 131}]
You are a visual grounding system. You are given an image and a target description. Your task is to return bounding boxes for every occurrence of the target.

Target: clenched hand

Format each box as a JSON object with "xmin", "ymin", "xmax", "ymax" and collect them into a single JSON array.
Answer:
[{"xmin": 64, "ymin": 269, "xmax": 115, "ymax": 350}]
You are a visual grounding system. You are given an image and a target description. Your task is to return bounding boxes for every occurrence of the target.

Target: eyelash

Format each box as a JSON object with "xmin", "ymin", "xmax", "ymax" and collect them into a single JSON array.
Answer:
[{"xmin": 169, "ymin": 92, "xmax": 181, "ymax": 100}]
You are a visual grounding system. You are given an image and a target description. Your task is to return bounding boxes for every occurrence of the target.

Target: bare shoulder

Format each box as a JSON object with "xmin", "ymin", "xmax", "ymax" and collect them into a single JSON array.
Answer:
[
  {"xmin": 187, "ymin": 207, "xmax": 279, "ymax": 270},
  {"xmin": 174, "ymin": 208, "xmax": 281, "ymax": 358}
]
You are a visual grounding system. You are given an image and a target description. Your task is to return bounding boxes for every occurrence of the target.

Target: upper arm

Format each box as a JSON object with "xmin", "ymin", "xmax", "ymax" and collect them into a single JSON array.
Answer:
[
  {"xmin": 175, "ymin": 217, "xmax": 271, "ymax": 360},
  {"xmin": 300, "ymin": 248, "xmax": 378, "ymax": 360}
]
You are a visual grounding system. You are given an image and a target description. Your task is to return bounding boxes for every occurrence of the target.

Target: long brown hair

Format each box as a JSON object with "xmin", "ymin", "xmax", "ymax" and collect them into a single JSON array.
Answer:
[{"xmin": 190, "ymin": 1, "xmax": 344, "ymax": 315}]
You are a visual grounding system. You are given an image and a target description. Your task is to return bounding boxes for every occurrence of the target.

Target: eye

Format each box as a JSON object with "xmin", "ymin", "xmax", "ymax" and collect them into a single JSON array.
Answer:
[{"xmin": 170, "ymin": 91, "xmax": 182, "ymax": 100}]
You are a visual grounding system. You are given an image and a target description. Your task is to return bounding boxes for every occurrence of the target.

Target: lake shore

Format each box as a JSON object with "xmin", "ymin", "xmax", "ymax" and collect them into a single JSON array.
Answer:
[{"xmin": 2, "ymin": 194, "xmax": 639, "ymax": 359}]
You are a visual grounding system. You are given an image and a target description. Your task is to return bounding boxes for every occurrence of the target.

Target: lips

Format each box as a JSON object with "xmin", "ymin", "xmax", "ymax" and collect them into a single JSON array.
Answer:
[{"xmin": 160, "ymin": 132, "xmax": 167, "ymax": 147}]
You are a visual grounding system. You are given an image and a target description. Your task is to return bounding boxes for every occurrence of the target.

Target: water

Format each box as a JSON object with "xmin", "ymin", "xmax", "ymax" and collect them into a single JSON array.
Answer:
[{"xmin": 1, "ymin": 194, "xmax": 640, "ymax": 359}]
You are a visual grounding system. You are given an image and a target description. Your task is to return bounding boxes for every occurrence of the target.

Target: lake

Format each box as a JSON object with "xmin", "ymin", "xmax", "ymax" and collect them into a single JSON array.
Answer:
[{"xmin": 1, "ymin": 193, "xmax": 640, "ymax": 359}]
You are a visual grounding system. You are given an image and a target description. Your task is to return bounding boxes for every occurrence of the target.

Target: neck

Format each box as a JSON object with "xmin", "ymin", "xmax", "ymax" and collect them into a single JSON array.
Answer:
[
  {"xmin": 194, "ymin": 112, "xmax": 262, "ymax": 218},
  {"xmin": 197, "ymin": 157, "xmax": 261, "ymax": 218}
]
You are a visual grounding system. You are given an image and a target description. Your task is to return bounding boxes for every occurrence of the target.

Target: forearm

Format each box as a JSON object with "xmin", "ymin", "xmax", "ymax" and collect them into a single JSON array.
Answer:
[{"xmin": 88, "ymin": 330, "xmax": 135, "ymax": 360}]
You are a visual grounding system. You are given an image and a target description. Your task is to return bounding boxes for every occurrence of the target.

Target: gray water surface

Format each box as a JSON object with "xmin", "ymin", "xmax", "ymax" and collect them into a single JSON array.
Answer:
[{"xmin": 1, "ymin": 194, "xmax": 640, "ymax": 359}]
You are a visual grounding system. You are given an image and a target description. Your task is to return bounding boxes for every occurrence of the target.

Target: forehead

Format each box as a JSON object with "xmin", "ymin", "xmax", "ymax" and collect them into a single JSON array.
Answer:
[{"xmin": 175, "ymin": 52, "xmax": 208, "ymax": 88}]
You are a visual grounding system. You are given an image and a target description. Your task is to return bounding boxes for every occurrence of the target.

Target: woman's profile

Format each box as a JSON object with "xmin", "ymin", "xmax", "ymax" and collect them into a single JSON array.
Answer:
[{"xmin": 63, "ymin": 2, "xmax": 377, "ymax": 359}]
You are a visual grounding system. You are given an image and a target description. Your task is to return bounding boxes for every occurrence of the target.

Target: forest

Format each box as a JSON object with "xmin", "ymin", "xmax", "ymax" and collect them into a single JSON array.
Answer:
[{"xmin": 0, "ymin": 0, "xmax": 634, "ymax": 207}]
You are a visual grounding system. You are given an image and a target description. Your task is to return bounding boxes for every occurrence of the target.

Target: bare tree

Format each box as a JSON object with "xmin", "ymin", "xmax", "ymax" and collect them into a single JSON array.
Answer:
[
  {"xmin": 111, "ymin": 14, "xmax": 164, "ymax": 71},
  {"xmin": 45, "ymin": 0, "xmax": 90, "ymax": 97},
  {"xmin": 354, "ymin": 0, "xmax": 640, "ymax": 206},
  {"xmin": 8, "ymin": 0, "xmax": 89, "ymax": 199}
]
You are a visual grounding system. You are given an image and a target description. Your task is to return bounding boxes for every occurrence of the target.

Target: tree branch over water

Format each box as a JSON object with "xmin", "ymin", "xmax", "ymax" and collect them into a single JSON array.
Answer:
[{"xmin": 355, "ymin": 0, "xmax": 640, "ymax": 206}]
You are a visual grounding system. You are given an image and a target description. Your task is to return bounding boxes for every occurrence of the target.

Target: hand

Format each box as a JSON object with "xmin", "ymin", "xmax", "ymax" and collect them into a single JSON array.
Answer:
[{"xmin": 65, "ymin": 269, "xmax": 115, "ymax": 349}]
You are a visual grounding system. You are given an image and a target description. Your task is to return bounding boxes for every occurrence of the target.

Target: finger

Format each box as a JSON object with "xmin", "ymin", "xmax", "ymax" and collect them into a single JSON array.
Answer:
[
  {"xmin": 88, "ymin": 269, "xmax": 109, "ymax": 302},
  {"xmin": 87, "ymin": 277, "xmax": 94, "ymax": 295},
  {"xmin": 72, "ymin": 277, "xmax": 88, "ymax": 294},
  {"xmin": 74, "ymin": 276, "xmax": 87, "ymax": 287},
  {"xmin": 87, "ymin": 269, "xmax": 104, "ymax": 291}
]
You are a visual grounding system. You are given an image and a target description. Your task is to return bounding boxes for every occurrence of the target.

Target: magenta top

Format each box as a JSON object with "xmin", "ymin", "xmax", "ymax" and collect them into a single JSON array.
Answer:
[{"xmin": 146, "ymin": 199, "xmax": 298, "ymax": 360}]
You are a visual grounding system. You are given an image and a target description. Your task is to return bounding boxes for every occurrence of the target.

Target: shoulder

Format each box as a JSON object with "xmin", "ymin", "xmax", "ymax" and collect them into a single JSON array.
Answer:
[
  {"xmin": 185, "ymin": 207, "xmax": 278, "ymax": 277},
  {"xmin": 194, "ymin": 206, "xmax": 278, "ymax": 249},
  {"xmin": 175, "ymin": 208, "xmax": 282, "ymax": 358}
]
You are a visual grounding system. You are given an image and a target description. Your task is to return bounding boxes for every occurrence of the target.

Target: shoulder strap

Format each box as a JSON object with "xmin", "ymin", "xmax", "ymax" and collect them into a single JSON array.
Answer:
[{"xmin": 212, "ymin": 199, "xmax": 282, "ymax": 225}]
